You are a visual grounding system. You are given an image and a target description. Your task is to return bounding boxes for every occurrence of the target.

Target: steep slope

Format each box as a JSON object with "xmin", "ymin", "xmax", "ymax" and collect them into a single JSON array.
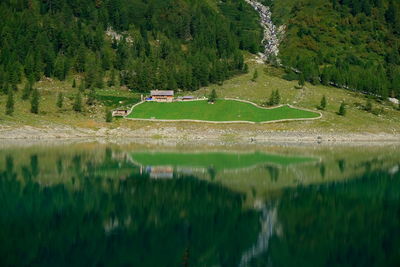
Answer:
[
  {"xmin": 0, "ymin": 0, "xmax": 262, "ymax": 95},
  {"xmin": 263, "ymin": 0, "xmax": 400, "ymax": 98}
]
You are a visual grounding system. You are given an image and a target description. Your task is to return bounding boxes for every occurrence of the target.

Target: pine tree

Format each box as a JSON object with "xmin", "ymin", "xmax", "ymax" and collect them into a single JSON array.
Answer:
[
  {"xmin": 365, "ymin": 98, "xmax": 373, "ymax": 112},
  {"xmin": 105, "ymin": 108, "xmax": 113, "ymax": 122},
  {"xmin": 56, "ymin": 92, "xmax": 63, "ymax": 109},
  {"xmin": 73, "ymin": 92, "xmax": 83, "ymax": 112},
  {"xmin": 274, "ymin": 90, "xmax": 281, "ymax": 105},
  {"xmin": 6, "ymin": 89, "xmax": 14, "ymax": 115},
  {"xmin": 299, "ymin": 74, "xmax": 305, "ymax": 87},
  {"xmin": 72, "ymin": 79, "xmax": 76, "ymax": 88},
  {"xmin": 108, "ymin": 69, "xmax": 116, "ymax": 87},
  {"xmin": 79, "ymin": 81, "xmax": 85, "ymax": 92},
  {"xmin": 87, "ymin": 87, "xmax": 96, "ymax": 106},
  {"xmin": 21, "ymin": 82, "xmax": 32, "ymax": 100},
  {"xmin": 208, "ymin": 89, "xmax": 217, "ymax": 103},
  {"xmin": 30, "ymin": 89, "xmax": 39, "ymax": 114},
  {"xmin": 251, "ymin": 69, "xmax": 258, "ymax": 82},
  {"xmin": 319, "ymin": 95, "xmax": 327, "ymax": 110},
  {"xmin": 338, "ymin": 102, "xmax": 346, "ymax": 116}
]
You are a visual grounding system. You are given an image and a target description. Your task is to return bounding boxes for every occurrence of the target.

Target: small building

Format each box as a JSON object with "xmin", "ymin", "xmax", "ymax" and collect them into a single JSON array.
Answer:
[
  {"xmin": 150, "ymin": 90, "xmax": 174, "ymax": 102},
  {"xmin": 112, "ymin": 109, "xmax": 129, "ymax": 117},
  {"xmin": 182, "ymin": 96, "xmax": 194, "ymax": 101}
]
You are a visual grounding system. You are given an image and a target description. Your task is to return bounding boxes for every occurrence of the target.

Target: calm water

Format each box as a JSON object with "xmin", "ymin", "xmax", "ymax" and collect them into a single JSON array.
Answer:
[{"xmin": 0, "ymin": 142, "xmax": 400, "ymax": 267}]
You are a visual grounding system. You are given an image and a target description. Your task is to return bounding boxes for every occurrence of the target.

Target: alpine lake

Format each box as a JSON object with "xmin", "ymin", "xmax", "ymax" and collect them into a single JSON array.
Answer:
[{"xmin": 1, "ymin": 140, "xmax": 400, "ymax": 267}]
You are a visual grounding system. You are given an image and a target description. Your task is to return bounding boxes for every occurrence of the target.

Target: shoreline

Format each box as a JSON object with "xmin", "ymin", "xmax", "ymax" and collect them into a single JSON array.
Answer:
[{"xmin": 1, "ymin": 125, "xmax": 399, "ymax": 143}]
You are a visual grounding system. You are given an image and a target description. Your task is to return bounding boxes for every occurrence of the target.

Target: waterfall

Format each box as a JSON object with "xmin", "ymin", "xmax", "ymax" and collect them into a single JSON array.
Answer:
[{"xmin": 245, "ymin": 0, "xmax": 284, "ymax": 63}]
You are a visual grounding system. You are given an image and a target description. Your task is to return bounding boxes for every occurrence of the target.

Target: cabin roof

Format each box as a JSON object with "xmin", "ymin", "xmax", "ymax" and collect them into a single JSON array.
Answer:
[{"xmin": 151, "ymin": 90, "xmax": 174, "ymax": 96}]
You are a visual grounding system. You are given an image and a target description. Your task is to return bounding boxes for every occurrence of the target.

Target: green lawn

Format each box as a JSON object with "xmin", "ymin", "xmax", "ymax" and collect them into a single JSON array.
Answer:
[
  {"xmin": 127, "ymin": 100, "xmax": 319, "ymax": 122},
  {"xmin": 131, "ymin": 151, "xmax": 314, "ymax": 171}
]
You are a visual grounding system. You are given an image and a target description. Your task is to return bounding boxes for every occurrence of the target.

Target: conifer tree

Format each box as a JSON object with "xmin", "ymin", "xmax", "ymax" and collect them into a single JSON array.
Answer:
[
  {"xmin": 105, "ymin": 108, "xmax": 113, "ymax": 123},
  {"xmin": 108, "ymin": 69, "xmax": 116, "ymax": 87},
  {"xmin": 319, "ymin": 95, "xmax": 327, "ymax": 110},
  {"xmin": 87, "ymin": 87, "xmax": 96, "ymax": 106},
  {"xmin": 30, "ymin": 89, "xmax": 39, "ymax": 114},
  {"xmin": 72, "ymin": 79, "xmax": 76, "ymax": 88},
  {"xmin": 338, "ymin": 102, "xmax": 346, "ymax": 116},
  {"xmin": 299, "ymin": 74, "xmax": 305, "ymax": 87},
  {"xmin": 208, "ymin": 89, "xmax": 217, "ymax": 103},
  {"xmin": 21, "ymin": 82, "xmax": 31, "ymax": 100},
  {"xmin": 56, "ymin": 92, "xmax": 63, "ymax": 109},
  {"xmin": 6, "ymin": 89, "xmax": 14, "ymax": 115},
  {"xmin": 365, "ymin": 99, "xmax": 373, "ymax": 112},
  {"xmin": 79, "ymin": 81, "xmax": 85, "ymax": 92},
  {"xmin": 73, "ymin": 92, "xmax": 83, "ymax": 112},
  {"xmin": 251, "ymin": 69, "xmax": 258, "ymax": 82}
]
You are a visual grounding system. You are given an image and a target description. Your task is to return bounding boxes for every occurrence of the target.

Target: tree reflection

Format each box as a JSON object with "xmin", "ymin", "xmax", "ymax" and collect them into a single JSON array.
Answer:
[{"xmin": 0, "ymin": 169, "xmax": 261, "ymax": 266}]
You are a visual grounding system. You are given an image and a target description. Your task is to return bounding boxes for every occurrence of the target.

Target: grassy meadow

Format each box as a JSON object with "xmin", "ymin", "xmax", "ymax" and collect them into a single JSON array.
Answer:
[
  {"xmin": 127, "ymin": 100, "xmax": 319, "ymax": 122},
  {"xmin": 0, "ymin": 56, "xmax": 399, "ymax": 135}
]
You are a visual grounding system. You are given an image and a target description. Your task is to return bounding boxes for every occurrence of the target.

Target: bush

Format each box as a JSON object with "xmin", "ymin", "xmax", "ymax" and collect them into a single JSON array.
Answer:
[{"xmin": 365, "ymin": 99, "xmax": 373, "ymax": 112}]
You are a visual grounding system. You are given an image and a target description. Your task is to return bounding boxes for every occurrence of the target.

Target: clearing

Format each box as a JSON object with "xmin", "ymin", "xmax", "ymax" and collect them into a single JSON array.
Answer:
[{"xmin": 126, "ymin": 100, "xmax": 320, "ymax": 123}]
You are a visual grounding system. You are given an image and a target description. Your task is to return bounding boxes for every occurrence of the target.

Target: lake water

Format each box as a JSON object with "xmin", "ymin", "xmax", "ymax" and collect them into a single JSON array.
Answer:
[{"xmin": 0, "ymin": 141, "xmax": 399, "ymax": 266}]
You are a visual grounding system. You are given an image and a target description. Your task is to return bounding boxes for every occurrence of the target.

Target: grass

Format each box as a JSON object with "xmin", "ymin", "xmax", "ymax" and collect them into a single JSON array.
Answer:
[
  {"xmin": 131, "ymin": 151, "xmax": 315, "ymax": 171},
  {"xmin": 0, "ymin": 55, "xmax": 399, "ymax": 135},
  {"xmin": 127, "ymin": 100, "xmax": 319, "ymax": 122}
]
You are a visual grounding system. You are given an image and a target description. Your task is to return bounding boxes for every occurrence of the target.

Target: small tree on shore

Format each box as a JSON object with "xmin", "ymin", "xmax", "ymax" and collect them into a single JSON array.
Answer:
[
  {"xmin": 338, "ymin": 102, "xmax": 346, "ymax": 116},
  {"xmin": 319, "ymin": 95, "xmax": 327, "ymax": 110},
  {"xmin": 6, "ymin": 89, "xmax": 14, "ymax": 115},
  {"xmin": 105, "ymin": 108, "xmax": 113, "ymax": 122},
  {"xmin": 30, "ymin": 88, "xmax": 39, "ymax": 114},
  {"xmin": 73, "ymin": 92, "xmax": 83, "ymax": 112},
  {"xmin": 72, "ymin": 79, "xmax": 76, "ymax": 88},
  {"xmin": 208, "ymin": 89, "xmax": 217, "ymax": 103},
  {"xmin": 56, "ymin": 92, "xmax": 63, "ymax": 109}
]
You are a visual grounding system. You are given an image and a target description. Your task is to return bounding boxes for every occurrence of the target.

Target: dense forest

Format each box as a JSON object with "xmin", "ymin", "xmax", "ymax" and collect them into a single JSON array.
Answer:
[
  {"xmin": 266, "ymin": 0, "xmax": 400, "ymax": 98},
  {"xmin": 0, "ymin": 0, "xmax": 262, "ymax": 95}
]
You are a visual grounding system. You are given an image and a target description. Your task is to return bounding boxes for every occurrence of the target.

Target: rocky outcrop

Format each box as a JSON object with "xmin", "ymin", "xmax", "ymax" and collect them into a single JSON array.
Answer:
[{"xmin": 245, "ymin": 0, "xmax": 284, "ymax": 63}]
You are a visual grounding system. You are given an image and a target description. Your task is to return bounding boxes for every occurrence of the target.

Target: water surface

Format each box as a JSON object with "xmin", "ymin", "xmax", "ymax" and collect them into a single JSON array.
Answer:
[{"xmin": 0, "ymin": 142, "xmax": 399, "ymax": 266}]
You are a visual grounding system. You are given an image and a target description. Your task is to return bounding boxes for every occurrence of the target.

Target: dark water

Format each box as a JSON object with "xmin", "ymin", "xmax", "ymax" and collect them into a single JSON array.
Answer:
[{"xmin": 0, "ymin": 143, "xmax": 399, "ymax": 267}]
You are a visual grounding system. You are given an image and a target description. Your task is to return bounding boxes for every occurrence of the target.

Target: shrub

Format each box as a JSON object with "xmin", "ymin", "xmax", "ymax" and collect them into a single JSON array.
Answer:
[
  {"xmin": 105, "ymin": 109, "xmax": 113, "ymax": 123},
  {"xmin": 57, "ymin": 92, "xmax": 63, "ymax": 109},
  {"xmin": 5, "ymin": 89, "xmax": 14, "ymax": 115},
  {"xmin": 319, "ymin": 95, "xmax": 327, "ymax": 110},
  {"xmin": 208, "ymin": 89, "xmax": 217, "ymax": 103},
  {"xmin": 73, "ymin": 92, "xmax": 83, "ymax": 112}
]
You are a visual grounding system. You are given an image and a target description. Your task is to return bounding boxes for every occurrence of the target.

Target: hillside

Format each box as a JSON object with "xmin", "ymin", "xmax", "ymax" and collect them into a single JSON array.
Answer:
[{"xmin": 263, "ymin": 0, "xmax": 400, "ymax": 98}]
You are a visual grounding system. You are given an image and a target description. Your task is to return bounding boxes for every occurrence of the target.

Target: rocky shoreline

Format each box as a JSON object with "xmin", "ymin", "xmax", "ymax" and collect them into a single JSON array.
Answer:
[{"xmin": 1, "ymin": 125, "xmax": 399, "ymax": 143}]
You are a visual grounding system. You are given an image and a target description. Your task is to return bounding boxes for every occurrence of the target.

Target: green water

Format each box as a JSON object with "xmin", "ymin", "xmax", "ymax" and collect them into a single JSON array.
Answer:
[{"xmin": 0, "ymin": 143, "xmax": 399, "ymax": 266}]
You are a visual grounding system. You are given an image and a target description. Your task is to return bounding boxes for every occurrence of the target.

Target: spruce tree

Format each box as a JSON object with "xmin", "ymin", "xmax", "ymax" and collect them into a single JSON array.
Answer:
[
  {"xmin": 21, "ymin": 82, "xmax": 31, "ymax": 100},
  {"xmin": 251, "ymin": 69, "xmax": 258, "ymax": 82},
  {"xmin": 319, "ymin": 95, "xmax": 327, "ymax": 110},
  {"xmin": 87, "ymin": 87, "xmax": 96, "ymax": 106},
  {"xmin": 208, "ymin": 89, "xmax": 217, "ymax": 103},
  {"xmin": 299, "ymin": 74, "xmax": 305, "ymax": 87},
  {"xmin": 73, "ymin": 92, "xmax": 83, "ymax": 112},
  {"xmin": 56, "ymin": 92, "xmax": 63, "ymax": 109},
  {"xmin": 105, "ymin": 108, "xmax": 113, "ymax": 123},
  {"xmin": 79, "ymin": 81, "xmax": 85, "ymax": 92},
  {"xmin": 274, "ymin": 90, "xmax": 281, "ymax": 105},
  {"xmin": 72, "ymin": 79, "xmax": 76, "ymax": 88},
  {"xmin": 30, "ymin": 89, "xmax": 39, "ymax": 114},
  {"xmin": 365, "ymin": 99, "xmax": 373, "ymax": 112},
  {"xmin": 6, "ymin": 89, "xmax": 14, "ymax": 115},
  {"xmin": 338, "ymin": 102, "xmax": 346, "ymax": 116},
  {"xmin": 108, "ymin": 69, "xmax": 116, "ymax": 87}
]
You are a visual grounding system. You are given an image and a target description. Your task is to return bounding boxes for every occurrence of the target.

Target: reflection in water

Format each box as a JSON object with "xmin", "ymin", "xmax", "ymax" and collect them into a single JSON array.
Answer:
[{"xmin": 0, "ymin": 144, "xmax": 399, "ymax": 266}]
